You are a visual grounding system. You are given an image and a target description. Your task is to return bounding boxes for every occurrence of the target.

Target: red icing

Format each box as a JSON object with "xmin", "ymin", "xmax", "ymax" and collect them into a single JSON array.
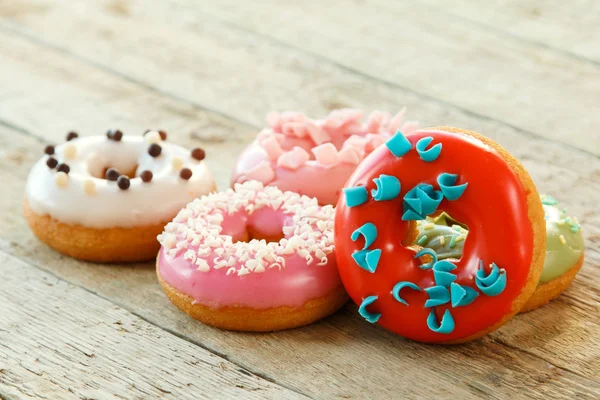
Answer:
[{"xmin": 334, "ymin": 129, "xmax": 535, "ymax": 342}]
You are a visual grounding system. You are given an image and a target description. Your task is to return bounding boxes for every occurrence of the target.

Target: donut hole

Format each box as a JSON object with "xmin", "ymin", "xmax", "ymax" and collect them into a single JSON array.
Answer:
[
  {"xmin": 225, "ymin": 208, "xmax": 288, "ymax": 245},
  {"xmin": 416, "ymin": 212, "xmax": 469, "ymax": 261},
  {"xmin": 246, "ymin": 225, "xmax": 285, "ymax": 244},
  {"xmin": 97, "ymin": 165, "xmax": 138, "ymax": 179},
  {"xmin": 86, "ymin": 151, "xmax": 141, "ymax": 180}
]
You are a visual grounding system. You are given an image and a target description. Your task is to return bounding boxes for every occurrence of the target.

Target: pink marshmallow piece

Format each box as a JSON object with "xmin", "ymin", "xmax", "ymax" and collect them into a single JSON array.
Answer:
[
  {"xmin": 344, "ymin": 135, "xmax": 369, "ymax": 151},
  {"xmin": 277, "ymin": 147, "xmax": 310, "ymax": 170},
  {"xmin": 338, "ymin": 146, "xmax": 362, "ymax": 165},
  {"xmin": 282, "ymin": 122, "xmax": 308, "ymax": 138},
  {"xmin": 388, "ymin": 107, "xmax": 407, "ymax": 133},
  {"xmin": 401, "ymin": 120, "xmax": 419, "ymax": 134},
  {"xmin": 306, "ymin": 121, "xmax": 331, "ymax": 145},
  {"xmin": 312, "ymin": 143, "xmax": 339, "ymax": 167},
  {"xmin": 245, "ymin": 161, "xmax": 275, "ymax": 184},
  {"xmin": 365, "ymin": 133, "xmax": 385, "ymax": 151},
  {"xmin": 266, "ymin": 111, "xmax": 281, "ymax": 130},
  {"xmin": 260, "ymin": 135, "xmax": 284, "ymax": 160}
]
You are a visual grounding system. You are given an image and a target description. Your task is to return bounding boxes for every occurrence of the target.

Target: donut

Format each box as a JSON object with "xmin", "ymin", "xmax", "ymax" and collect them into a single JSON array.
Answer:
[
  {"xmin": 416, "ymin": 195, "xmax": 584, "ymax": 312},
  {"xmin": 24, "ymin": 130, "xmax": 215, "ymax": 263},
  {"xmin": 156, "ymin": 180, "xmax": 347, "ymax": 331},
  {"xmin": 334, "ymin": 126, "xmax": 546, "ymax": 343},
  {"xmin": 231, "ymin": 109, "xmax": 418, "ymax": 205}
]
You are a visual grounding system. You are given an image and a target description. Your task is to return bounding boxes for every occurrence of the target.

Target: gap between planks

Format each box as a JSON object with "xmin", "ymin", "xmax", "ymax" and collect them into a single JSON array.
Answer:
[{"xmin": 0, "ymin": 5, "xmax": 598, "ymax": 160}]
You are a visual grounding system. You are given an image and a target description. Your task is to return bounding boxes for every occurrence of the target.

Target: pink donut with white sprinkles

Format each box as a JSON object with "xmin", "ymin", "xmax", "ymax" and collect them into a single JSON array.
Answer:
[
  {"xmin": 231, "ymin": 109, "xmax": 418, "ymax": 205},
  {"xmin": 156, "ymin": 181, "xmax": 348, "ymax": 331}
]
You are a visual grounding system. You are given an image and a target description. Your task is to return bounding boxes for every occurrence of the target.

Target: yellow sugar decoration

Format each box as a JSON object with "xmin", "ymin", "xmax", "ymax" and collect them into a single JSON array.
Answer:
[
  {"xmin": 54, "ymin": 172, "xmax": 69, "ymax": 188},
  {"xmin": 63, "ymin": 143, "xmax": 77, "ymax": 160},
  {"xmin": 423, "ymin": 223, "xmax": 435, "ymax": 230},
  {"xmin": 83, "ymin": 179, "xmax": 96, "ymax": 195},
  {"xmin": 559, "ymin": 235, "xmax": 566, "ymax": 245},
  {"xmin": 439, "ymin": 236, "xmax": 445, "ymax": 246},
  {"xmin": 171, "ymin": 156, "xmax": 184, "ymax": 171},
  {"xmin": 455, "ymin": 235, "xmax": 466, "ymax": 243}
]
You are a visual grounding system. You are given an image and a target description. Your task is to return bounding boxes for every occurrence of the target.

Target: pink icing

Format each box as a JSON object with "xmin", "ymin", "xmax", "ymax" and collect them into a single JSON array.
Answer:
[
  {"xmin": 157, "ymin": 181, "xmax": 342, "ymax": 309},
  {"xmin": 231, "ymin": 109, "xmax": 418, "ymax": 205}
]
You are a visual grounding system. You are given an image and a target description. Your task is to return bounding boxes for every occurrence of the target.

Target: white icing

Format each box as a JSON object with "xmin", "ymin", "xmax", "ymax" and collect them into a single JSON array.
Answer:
[{"xmin": 26, "ymin": 135, "xmax": 215, "ymax": 228}]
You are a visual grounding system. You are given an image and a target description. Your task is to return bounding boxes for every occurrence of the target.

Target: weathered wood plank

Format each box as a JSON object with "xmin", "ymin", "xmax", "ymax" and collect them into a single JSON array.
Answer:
[
  {"xmin": 415, "ymin": 0, "xmax": 600, "ymax": 63},
  {"xmin": 0, "ymin": 0, "xmax": 599, "ymax": 156},
  {"xmin": 0, "ymin": 250, "xmax": 306, "ymax": 400},
  {"xmin": 0, "ymin": 28, "xmax": 598, "ymax": 398}
]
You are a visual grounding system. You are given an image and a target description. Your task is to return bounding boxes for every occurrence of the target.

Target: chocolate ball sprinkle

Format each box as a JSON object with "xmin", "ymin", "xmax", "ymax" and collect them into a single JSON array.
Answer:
[
  {"xmin": 57, "ymin": 163, "xmax": 70, "ymax": 174},
  {"xmin": 44, "ymin": 145, "xmax": 55, "ymax": 155},
  {"xmin": 106, "ymin": 129, "xmax": 123, "ymax": 141},
  {"xmin": 140, "ymin": 170, "xmax": 153, "ymax": 183},
  {"xmin": 46, "ymin": 157, "xmax": 58, "ymax": 169},
  {"xmin": 105, "ymin": 168, "xmax": 120, "ymax": 181},
  {"xmin": 66, "ymin": 131, "xmax": 79, "ymax": 141},
  {"xmin": 148, "ymin": 143, "xmax": 162, "ymax": 157},
  {"xmin": 191, "ymin": 147, "xmax": 206, "ymax": 161},
  {"xmin": 158, "ymin": 130, "xmax": 168, "ymax": 141},
  {"xmin": 179, "ymin": 168, "xmax": 193, "ymax": 180},
  {"xmin": 117, "ymin": 176, "xmax": 130, "ymax": 190}
]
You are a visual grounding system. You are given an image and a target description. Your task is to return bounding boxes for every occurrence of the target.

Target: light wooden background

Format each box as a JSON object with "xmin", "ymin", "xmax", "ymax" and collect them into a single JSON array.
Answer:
[{"xmin": 0, "ymin": 1, "xmax": 598, "ymax": 399}]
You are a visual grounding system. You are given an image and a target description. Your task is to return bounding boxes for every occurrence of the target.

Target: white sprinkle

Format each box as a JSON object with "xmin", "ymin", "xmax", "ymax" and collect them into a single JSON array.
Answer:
[{"xmin": 195, "ymin": 258, "xmax": 210, "ymax": 272}]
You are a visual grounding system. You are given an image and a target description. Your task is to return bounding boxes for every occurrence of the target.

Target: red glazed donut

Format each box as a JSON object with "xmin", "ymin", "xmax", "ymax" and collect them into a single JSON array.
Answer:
[{"xmin": 334, "ymin": 127, "xmax": 546, "ymax": 343}]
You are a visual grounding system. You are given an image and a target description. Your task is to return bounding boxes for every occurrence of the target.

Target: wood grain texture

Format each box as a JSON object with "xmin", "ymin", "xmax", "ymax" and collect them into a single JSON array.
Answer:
[
  {"xmin": 0, "ymin": 0, "xmax": 599, "ymax": 156},
  {"xmin": 0, "ymin": 250, "xmax": 305, "ymax": 400},
  {"xmin": 417, "ymin": 0, "xmax": 600, "ymax": 63},
  {"xmin": 0, "ymin": 0, "xmax": 598, "ymax": 398}
]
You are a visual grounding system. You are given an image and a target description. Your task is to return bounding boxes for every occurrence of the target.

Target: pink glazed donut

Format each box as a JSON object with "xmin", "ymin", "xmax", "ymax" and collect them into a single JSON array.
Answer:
[
  {"xmin": 156, "ymin": 180, "xmax": 348, "ymax": 331},
  {"xmin": 231, "ymin": 109, "xmax": 418, "ymax": 205}
]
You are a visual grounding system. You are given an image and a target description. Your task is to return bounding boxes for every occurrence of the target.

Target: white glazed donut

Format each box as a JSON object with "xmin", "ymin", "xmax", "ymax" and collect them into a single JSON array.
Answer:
[{"xmin": 23, "ymin": 130, "xmax": 216, "ymax": 262}]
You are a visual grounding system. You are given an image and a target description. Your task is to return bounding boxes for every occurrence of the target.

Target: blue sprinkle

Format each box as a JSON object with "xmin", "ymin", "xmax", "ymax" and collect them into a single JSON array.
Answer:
[
  {"xmin": 358, "ymin": 295, "xmax": 381, "ymax": 323},
  {"xmin": 351, "ymin": 222, "xmax": 377, "ymax": 250},
  {"xmin": 404, "ymin": 197, "xmax": 423, "ymax": 214},
  {"xmin": 352, "ymin": 249, "xmax": 380, "ymax": 273},
  {"xmin": 385, "ymin": 130, "xmax": 412, "ymax": 157},
  {"xmin": 365, "ymin": 249, "xmax": 382, "ymax": 273},
  {"xmin": 402, "ymin": 209, "xmax": 425, "ymax": 221},
  {"xmin": 475, "ymin": 262, "xmax": 507, "ymax": 296},
  {"xmin": 433, "ymin": 270, "xmax": 457, "ymax": 287},
  {"xmin": 351, "ymin": 249, "xmax": 369, "ymax": 270},
  {"xmin": 437, "ymin": 173, "xmax": 468, "ymax": 201},
  {"xmin": 416, "ymin": 186, "xmax": 444, "ymax": 214},
  {"xmin": 402, "ymin": 184, "xmax": 443, "ymax": 220},
  {"xmin": 392, "ymin": 281, "xmax": 421, "ymax": 306},
  {"xmin": 343, "ymin": 186, "xmax": 368, "ymax": 207},
  {"xmin": 424, "ymin": 285, "xmax": 450, "ymax": 308},
  {"xmin": 371, "ymin": 174, "xmax": 401, "ymax": 201},
  {"xmin": 416, "ymin": 136, "xmax": 442, "ymax": 162},
  {"xmin": 427, "ymin": 309, "xmax": 454, "ymax": 334},
  {"xmin": 475, "ymin": 260, "xmax": 499, "ymax": 286},
  {"xmin": 450, "ymin": 282, "xmax": 479, "ymax": 307},
  {"xmin": 414, "ymin": 248, "xmax": 438, "ymax": 270},
  {"xmin": 432, "ymin": 260, "xmax": 457, "ymax": 273}
]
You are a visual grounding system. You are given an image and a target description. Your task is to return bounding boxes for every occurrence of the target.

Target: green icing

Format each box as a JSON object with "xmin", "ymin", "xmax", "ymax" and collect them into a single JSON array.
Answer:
[
  {"xmin": 415, "ymin": 197, "xmax": 584, "ymax": 284},
  {"xmin": 415, "ymin": 213, "xmax": 467, "ymax": 260},
  {"xmin": 541, "ymin": 204, "xmax": 584, "ymax": 282}
]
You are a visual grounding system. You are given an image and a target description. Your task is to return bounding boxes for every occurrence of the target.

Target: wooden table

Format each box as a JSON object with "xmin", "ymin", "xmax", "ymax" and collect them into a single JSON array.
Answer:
[{"xmin": 0, "ymin": 1, "xmax": 598, "ymax": 398}]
